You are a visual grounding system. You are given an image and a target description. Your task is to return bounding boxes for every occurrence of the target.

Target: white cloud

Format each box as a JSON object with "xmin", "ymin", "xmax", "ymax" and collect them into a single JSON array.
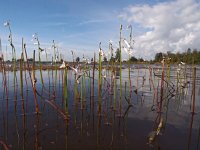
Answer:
[
  {"xmin": 119, "ymin": 0, "xmax": 200, "ymax": 60},
  {"xmin": 78, "ymin": 19, "xmax": 105, "ymax": 26}
]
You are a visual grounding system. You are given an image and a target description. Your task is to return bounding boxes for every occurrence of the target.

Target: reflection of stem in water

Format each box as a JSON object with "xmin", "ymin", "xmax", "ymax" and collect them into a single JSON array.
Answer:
[
  {"xmin": 110, "ymin": 112, "xmax": 115, "ymax": 147},
  {"xmin": 22, "ymin": 103, "xmax": 27, "ymax": 150},
  {"xmin": 81, "ymin": 110, "xmax": 84, "ymax": 136},
  {"xmin": 97, "ymin": 115, "xmax": 102, "ymax": 148},
  {"xmin": 24, "ymin": 46, "xmax": 40, "ymax": 114},
  {"xmin": 123, "ymin": 104, "xmax": 133, "ymax": 145},
  {"xmin": 197, "ymin": 124, "xmax": 200, "ymax": 150},
  {"xmin": 191, "ymin": 67, "xmax": 196, "ymax": 114},
  {"xmin": 187, "ymin": 113, "xmax": 194, "ymax": 150},
  {"xmin": 15, "ymin": 114, "xmax": 20, "ymax": 146},
  {"xmin": 34, "ymin": 115, "xmax": 41, "ymax": 150},
  {"xmin": 2, "ymin": 103, "xmax": 8, "ymax": 141},
  {"xmin": 65, "ymin": 121, "xmax": 69, "ymax": 150},
  {"xmin": 0, "ymin": 140, "xmax": 9, "ymax": 150},
  {"xmin": 64, "ymin": 68, "xmax": 68, "ymax": 115}
]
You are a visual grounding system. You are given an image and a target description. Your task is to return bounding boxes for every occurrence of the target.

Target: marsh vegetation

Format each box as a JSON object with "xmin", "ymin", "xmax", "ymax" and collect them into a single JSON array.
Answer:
[{"xmin": 0, "ymin": 23, "xmax": 200, "ymax": 150}]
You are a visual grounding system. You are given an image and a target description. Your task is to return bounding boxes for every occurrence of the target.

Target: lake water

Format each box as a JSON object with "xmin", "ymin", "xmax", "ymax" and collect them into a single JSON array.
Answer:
[{"xmin": 0, "ymin": 64, "xmax": 200, "ymax": 150}]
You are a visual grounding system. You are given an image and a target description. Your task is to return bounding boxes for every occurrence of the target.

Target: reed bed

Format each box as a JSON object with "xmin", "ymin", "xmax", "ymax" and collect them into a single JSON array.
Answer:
[{"xmin": 0, "ymin": 23, "xmax": 200, "ymax": 150}]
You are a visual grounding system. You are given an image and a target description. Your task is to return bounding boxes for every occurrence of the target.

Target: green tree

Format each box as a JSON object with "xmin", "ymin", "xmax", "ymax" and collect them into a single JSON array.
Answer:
[
  {"xmin": 129, "ymin": 56, "xmax": 137, "ymax": 62},
  {"xmin": 103, "ymin": 56, "xmax": 108, "ymax": 62},
  {"xmin": 115, "ymin": 48, "xmax": 120, "ymax": 62},
  {"xmin": 76, "ymin": 57, "xmax": 80, "ymax": 63},
  {"xmin": 154, "ymin": 52, "xmax": 163, "ymax": 62}
]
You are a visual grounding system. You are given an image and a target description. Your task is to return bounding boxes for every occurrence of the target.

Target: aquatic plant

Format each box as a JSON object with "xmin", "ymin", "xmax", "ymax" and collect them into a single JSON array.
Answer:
[
  {"xmin": 4, "ymin": 21, "xmax": 17, "ymax": 101},
  {"xmin": 32, "ymin": 33, "xmax": 44, "ymax": 87},
  {"xmin": 191, "ymin": 66, "xmax": 196, "ymax": 114},
  {"xmin": 52, "ymin": 40, "xmax": 58, "ymax": 95},
  {"xmin": 63, "ymin": 65, "xmax": 68, "ymax": 115},
  {"xmin": 119, "ymin": 24, "xmax": 123, "ymax": 113},
  {"xmin": 98, "ymin": 42, "xmax": 103, "ymax": 114},
  {"xmin": 1, "ymin": 21, "xmax": 200, "ymax": 150}
]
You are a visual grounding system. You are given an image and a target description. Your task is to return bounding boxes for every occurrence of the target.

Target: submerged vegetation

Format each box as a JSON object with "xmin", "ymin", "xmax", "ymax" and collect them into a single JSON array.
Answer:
[{"xmin": 0, "ymin": 21, "xmax": 200, "ymax": 149}]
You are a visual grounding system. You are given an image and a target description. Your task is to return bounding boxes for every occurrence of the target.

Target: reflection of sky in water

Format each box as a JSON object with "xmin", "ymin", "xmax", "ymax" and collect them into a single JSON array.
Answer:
[
  {"xmin": 0, "ymin": 65, "xmax": 200, "ymax": 149},
  {"xmin": 1, "ymin": 66, "xmax": 200, "ymax": 124}
]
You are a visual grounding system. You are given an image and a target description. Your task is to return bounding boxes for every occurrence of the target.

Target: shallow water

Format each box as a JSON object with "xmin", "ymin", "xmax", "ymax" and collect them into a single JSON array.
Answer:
[{"xmin": 0, "ymin": 64, "xmax": 200, "ymax": 150}]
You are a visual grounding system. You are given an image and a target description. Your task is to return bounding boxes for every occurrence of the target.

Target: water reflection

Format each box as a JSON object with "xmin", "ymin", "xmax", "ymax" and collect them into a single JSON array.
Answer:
[{"xmin": 0, "ymin": 65, "xmax": 200, "ymax": 149}]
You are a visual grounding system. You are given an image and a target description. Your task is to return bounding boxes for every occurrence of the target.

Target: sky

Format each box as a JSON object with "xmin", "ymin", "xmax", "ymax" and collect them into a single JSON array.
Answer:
[{"xmin": 0, "ymin": 0, "xmax": 200, "ymax": 61}]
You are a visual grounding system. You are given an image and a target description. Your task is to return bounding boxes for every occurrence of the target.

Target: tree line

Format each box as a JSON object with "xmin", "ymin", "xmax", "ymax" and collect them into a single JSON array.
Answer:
[{"xmin": 154, "ymin": 48, "xmax": 200, "ymax": 64}]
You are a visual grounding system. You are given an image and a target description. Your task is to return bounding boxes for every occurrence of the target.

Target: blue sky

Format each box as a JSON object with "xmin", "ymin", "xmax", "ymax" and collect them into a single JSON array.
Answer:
[{"xmin": 0, "ymin": 0, "xmax": 199, "ymax": 61}]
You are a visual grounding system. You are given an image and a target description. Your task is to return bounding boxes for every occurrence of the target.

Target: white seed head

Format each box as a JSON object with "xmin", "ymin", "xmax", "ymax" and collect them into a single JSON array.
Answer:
[
  {"xmin": 127, "ymin": 25, "xmax": 132, "ymax": 29},
  {"xmin": 4, "ymin": 21, "xmax": 9, "ymax": 27},
  {"xmin": 181, "ymin": 61, "xmax": 185, "ymax": 65},
  {"xmin": 109, "ymin": 40, "xmax": 113, "ymax": 43},
  {"xmin": 99, "ymin": 49, "xmax": 104, "ymax": 56},
  {"xmin": 123, "ymin": 39, "xmax": 130, "ymax": 48}
]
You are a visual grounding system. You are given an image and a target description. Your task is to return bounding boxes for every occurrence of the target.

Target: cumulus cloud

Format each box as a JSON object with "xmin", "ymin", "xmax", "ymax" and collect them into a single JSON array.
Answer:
[{"xmin": 119, "ymin": 0, "xmax": 200, "ymax": 60}]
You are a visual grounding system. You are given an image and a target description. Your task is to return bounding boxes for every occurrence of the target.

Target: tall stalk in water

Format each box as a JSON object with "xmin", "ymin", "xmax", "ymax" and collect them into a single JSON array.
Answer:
[
  {"xmin": 63, "ymin": 67, "xmax": 68, "ymax": 115},
  {"xmin": 92, "ymin": 53, "xmax": 95, "ymax": 98},
  {"xmin": 20, "ymin": 39, "xmax": 24, "ymax": 97},
  {"xmin": 127, "ymin": 25, "xmax": 133, "ymax": 95},
  {"xmin": 45, "ymin": 49, "xmax": 51, "ymax": 89},
  {"xmin": 32, "ymin": 33, "xmax": 44, "ymax": 87},
  {"xmin": 4, "ymin": 21, "xmax": 17, "ymax": 97},
  {"xmin": 159, "ymin": 57, "xmax": 165, "ymax": 112},
  {"xmin": 52, "ymin": 40, "xmax": 58, "ymax": 95},
  {"xmin": 191, "ymin": 66, "xmax": 196, "ymax": 114},
  {"xmin": 119, "ymin": 24, "xmax": 123, "ymax": 112},
  {"xmin": 98, "ymin": 42, "xmax": 103, "ymax": 114},
  {"xmin": 81, "ymin": 75, "xmax": 84, "ymax": 109}
]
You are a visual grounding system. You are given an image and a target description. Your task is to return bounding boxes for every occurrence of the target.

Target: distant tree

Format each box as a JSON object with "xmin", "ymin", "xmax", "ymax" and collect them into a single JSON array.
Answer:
[
  {"xmin": 27, "ymin": 58, "xmax": 33, "ymax": 62},
  {"xmin": 129, "ymin": 56, "xmax": 137, "ymax": 62},
  {"xmin": 153, "ymin": 48, "xmax": 200, "ymax": 64},
  {"xmin": 109, "ymin": 53, "xmax": 115, "ymax": 62},
  {"xmin": 115, "ymin": 48, "xmax": 120, "ymax": 62},
  {"xmin": 154, "ymin": 52, "xmax": 163, "ymax": 62},
  {"xmin": 76, "ymin": 57, "xmax": 80, "ymax": 63},
  {"xmin": 187, "ymin": 48, "xmax": 191, "ymax": 54},
  {"xmin": 103, "ymin": 56, "xmax": 108, "ymax": 62},
  {"xmin": 139, "ymin": 58, "xmax": 144, "ymax": 62}
]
